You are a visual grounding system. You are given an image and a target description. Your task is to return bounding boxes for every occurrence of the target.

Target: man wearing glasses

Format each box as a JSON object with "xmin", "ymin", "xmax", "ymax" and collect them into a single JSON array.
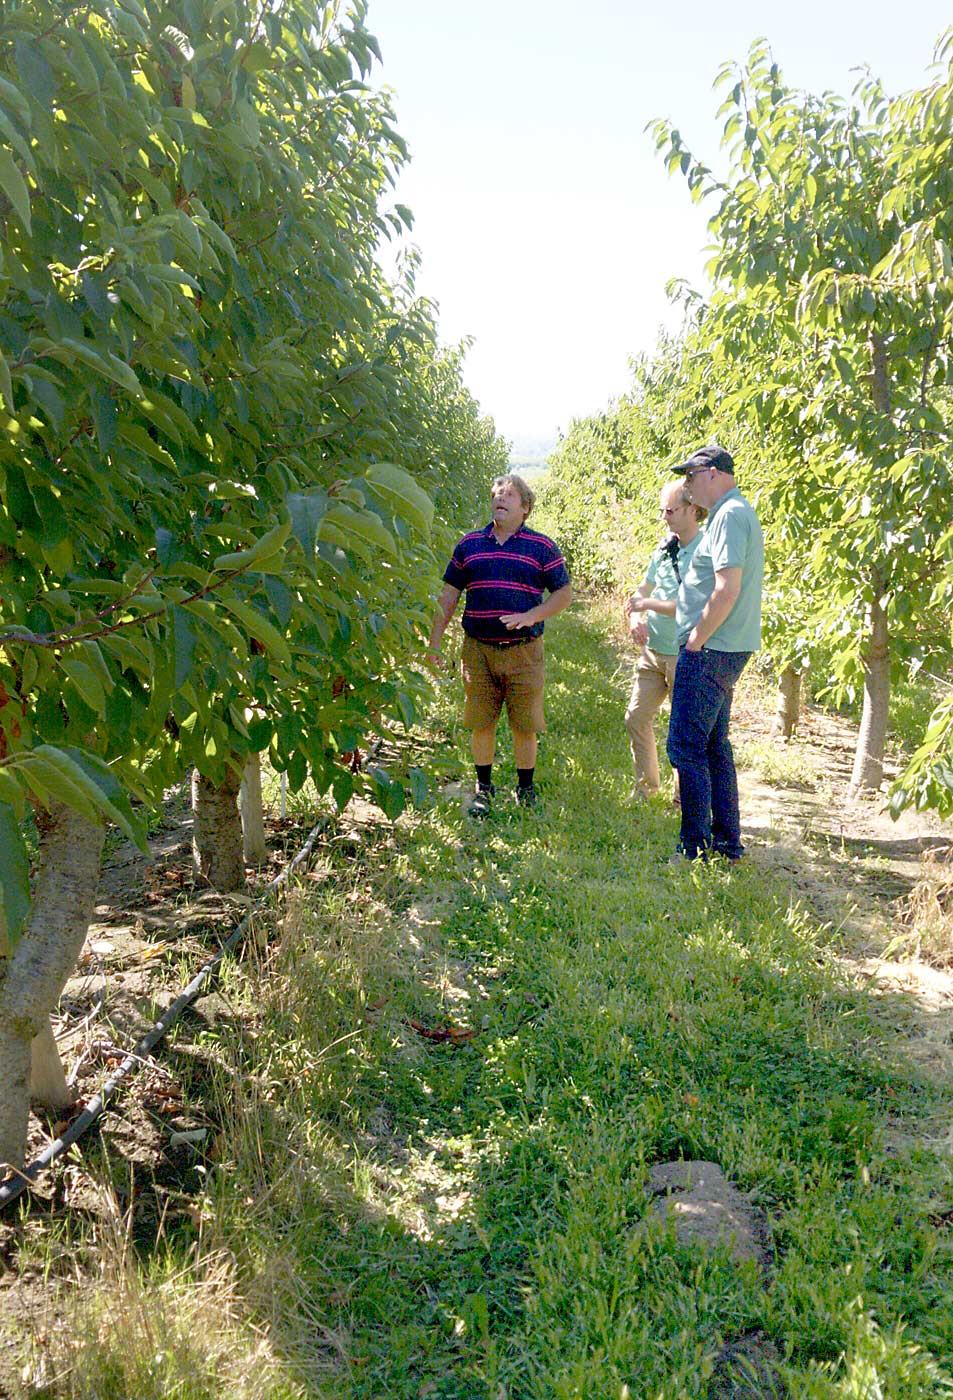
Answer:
[
  {"xmin": 666, "ymin": 445, "xmax": 764, "ymax": 862},
  {"xmin": 624, "ymin": 480, "xmax": 706, "ymax": 799}
]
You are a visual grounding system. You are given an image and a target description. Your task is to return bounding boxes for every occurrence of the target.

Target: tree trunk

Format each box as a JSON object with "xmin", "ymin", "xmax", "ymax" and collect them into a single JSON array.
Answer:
[
  {"xmin": 192, "ymin": 767, "xmax": 245, "ymax": 891},
  {"xmin": 31, "ymin": 1017, "xmax": 70, "ymax": 1106},
  {"xmin": 0, "ymin": 803, "xmax": 105, "ymax": 1171},
  {"xmin": 849, "ymin": 578, "xmax": 890, "ymax": 797},
  {"xmin": 773, "ymin": 666, "xmax": 802, "ymax": 740},
  {"xmin": 240, "ymin": 754, "xmax": 268, "ymax": 865}
]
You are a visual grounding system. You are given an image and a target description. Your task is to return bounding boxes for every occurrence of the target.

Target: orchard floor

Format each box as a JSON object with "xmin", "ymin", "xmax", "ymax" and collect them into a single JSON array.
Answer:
[{"xmin": 2, "ymin": 598, "xmax": 953, "ymax": 1398}]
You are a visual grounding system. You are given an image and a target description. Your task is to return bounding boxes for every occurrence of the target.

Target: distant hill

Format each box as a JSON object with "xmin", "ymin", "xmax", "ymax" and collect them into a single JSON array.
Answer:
[
  {"xmin": 509, "ymin": 431, "xmax": 554, "ymax": 459},
  {"xmin": 508, "ymin": 433, "xmax": 556, "ymax": 474},
  {"xmin": 508, "ymin": 456, "xmax": 551, "ymax": 476}
]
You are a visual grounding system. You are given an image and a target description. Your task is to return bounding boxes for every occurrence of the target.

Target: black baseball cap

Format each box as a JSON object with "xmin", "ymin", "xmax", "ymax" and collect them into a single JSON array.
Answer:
[{"xmin": 672, "ymin": 445, "xmax": 735, "ymax": 475}]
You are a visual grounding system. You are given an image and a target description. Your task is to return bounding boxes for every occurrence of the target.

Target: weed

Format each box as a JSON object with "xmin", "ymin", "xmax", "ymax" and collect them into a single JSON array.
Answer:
[{"xmin": 893, "ymin": 845, "xmax": 953, "ymax": 966}]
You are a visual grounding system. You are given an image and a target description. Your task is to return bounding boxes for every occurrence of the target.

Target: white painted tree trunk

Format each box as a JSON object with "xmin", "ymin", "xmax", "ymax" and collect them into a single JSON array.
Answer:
[
  {"xmin": 0, "ymin": 803, "xmax": 105, "ymax": 1171},
  {"xmin": 192, "ymin": 767, "xmax": 245, "ymax": 891},
  {"xmin": 240, "ymin": 754, "xmax": 268, "ymax": 864},
  {"xmin": 773, "ymin": 667, "xmax": 802, "ymax": 741},
  {"xmin": 849, "ymin": 581, "xmax": 890, "ymax": 797},
  {"xmin": 30, "ymin": 1017, "xmax": 70, "ymax": 1106}
]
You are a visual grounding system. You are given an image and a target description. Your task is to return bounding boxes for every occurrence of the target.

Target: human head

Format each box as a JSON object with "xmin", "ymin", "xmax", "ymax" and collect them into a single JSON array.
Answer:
[
  {"xmin": 659, "ymin": 479, "xmax": 706, "ymax": 538},
  {"xmin": 492, "ymin": 473, "xmax": 535, "ymax": 521},
  {"xmin": 672, "ymin": 444, "xmax": 735, "ymax": 510}
]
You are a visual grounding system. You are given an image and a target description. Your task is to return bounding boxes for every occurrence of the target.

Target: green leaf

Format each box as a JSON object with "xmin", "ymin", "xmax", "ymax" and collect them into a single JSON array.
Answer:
[
  {"xmin": 408, "ymin": 766, "xmax": 429, "ymax": 808},
  {"xmin": 117, "ymin": 421, "xmax": 176, "ymax": 470},
  {"xmin": 212, "ymin": 517, "xmax": 291, "ymax": 572},
  {"xmin": 0, "ymin": 349, "xmax": 12, "ymax": 413},
  {"xmin": 16, "ymin": 752, "xmax": 101, "ymax": 823},
  {"xmin": 173, "ymin": 605, "xmax": 196, "ymax": 689},
  {"xmin": 0, "ymin": 148, "xmax": 32, "ymax": 233},
  {"xmin": 287, "ymin": 489, "xmax": 330, "ymax": 559},
  {"xmin": 55, "ymin": 338, "xmax": 141, "ymax": 396},
  {"xmin": 321, "ymin": 503, "xmax": 397, "ymax": 559},
  {"xmin": 396, "ymin": 688, "xmax": 417, "ymax": 728},
  {"xmin": 60, "ymin": 654, "xmax": 108, "ymax": 715},
  {"xmin": 365, "ymin": 462, "xmax": 434, "ymax": 536},
  {"xmin": 368, "ymin": 765, "xmax": 406, "ymax": 821},
  {"xmin": 0, "ymin": 800, "xmax": 30, "ymax": 955},
  {"xmin": 219, "ymin": 598, "xmax": 292, "ymax": 665},
  {"xmin": 331, "ymin": 768, "xmax": 354, "ymax": 810}
]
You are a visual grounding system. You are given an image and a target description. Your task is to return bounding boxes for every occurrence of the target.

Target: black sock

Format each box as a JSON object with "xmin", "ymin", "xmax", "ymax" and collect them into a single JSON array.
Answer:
[
  {"xmin": 475, "ymin": 764, "xmax": 493, "ymax": 788},
  {"xmin": 516, "ymin": 767, "xmax": 535, "ymax": 789}
]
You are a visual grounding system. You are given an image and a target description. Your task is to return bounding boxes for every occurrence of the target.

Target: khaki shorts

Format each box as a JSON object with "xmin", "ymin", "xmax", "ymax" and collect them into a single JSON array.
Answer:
[{"xmin": 461, "ymin": 634, "xmax": 546, "ymax": 733}]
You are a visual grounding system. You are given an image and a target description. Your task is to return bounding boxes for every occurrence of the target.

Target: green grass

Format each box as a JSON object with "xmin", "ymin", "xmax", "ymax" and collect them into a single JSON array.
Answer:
[{"xmin": 23, "ymin": 599, "xmax": 953, "ymax": 1399}]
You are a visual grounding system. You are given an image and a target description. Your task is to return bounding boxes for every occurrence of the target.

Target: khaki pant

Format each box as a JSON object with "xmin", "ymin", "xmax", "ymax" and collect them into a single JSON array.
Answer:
[
  {"xmin": 461, "ymin": 634, "xmax": 546, "ymax": 732},
  {"xmin": 624, "ymin": 647, "xmax": 678, "ymax": 795}
]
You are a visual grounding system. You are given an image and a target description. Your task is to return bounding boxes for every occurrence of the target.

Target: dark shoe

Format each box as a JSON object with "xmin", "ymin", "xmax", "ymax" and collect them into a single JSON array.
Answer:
[
  {"xmin": 467, "ymin": 783, "xmax": 495, "ymax": 817},
  {"xmin": 516, "ymin": 783, "xmax": 539, "ymax": 808},
  {"xmin": 667, "ymin": 848, "xmax": 707, "ymax": 867}
]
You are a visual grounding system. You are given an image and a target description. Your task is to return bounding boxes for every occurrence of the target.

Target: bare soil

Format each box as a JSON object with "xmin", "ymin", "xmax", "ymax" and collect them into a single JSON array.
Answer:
[{"xmin": 731, "ymin": 682, "xmax": 953, "ymax": 1094}]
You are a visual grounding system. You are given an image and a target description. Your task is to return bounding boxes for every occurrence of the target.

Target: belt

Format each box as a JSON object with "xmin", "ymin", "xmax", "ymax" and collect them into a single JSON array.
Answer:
[{"xmin": 474, "ymin": 634, "xmax": 535, "ymax": 649}]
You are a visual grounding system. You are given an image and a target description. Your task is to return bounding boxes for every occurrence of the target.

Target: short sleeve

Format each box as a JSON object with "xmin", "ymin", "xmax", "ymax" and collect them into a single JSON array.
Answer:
[
  {"xmin": 541, "ymin": 544, "xmax": 570, "ymax": 591},
  {"xmin": 709, "ymin": 509, "xmax": 750, "ymax": 573},
  {"xmin": 443, "ymin": 549, "xmax": 469, "ymax": 590}
]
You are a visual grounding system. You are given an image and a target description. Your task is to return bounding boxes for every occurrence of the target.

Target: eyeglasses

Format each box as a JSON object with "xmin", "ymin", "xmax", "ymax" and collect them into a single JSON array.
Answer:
[
  {"xmin": 659, "ymin": 507, "xmax": 684, "ymax": 517},
  {"xmin": 683, "ymin": 467, "xmax": 711, "ymax": 482}
]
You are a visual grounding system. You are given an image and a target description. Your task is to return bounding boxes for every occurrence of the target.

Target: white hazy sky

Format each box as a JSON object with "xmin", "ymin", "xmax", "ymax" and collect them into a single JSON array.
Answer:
[{"xmin": 368, "ymin": 2, "xmax": 951, "ymax": 450}]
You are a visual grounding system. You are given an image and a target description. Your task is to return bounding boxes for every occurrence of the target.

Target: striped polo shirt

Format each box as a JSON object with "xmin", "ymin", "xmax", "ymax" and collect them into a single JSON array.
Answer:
[{"xmin": 443, "ymin": 523, "xmax": 571, "ymax": 642}]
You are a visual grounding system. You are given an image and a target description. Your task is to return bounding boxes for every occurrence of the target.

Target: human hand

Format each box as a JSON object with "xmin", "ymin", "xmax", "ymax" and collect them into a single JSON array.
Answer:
[
  {"xmin": 499, "ymin": 611, "xmax": 534, "ymax": 630},
  {"xmin": 630, "ymin": 597, "xmax": 651, "ymax": 614},
  {"xmin": 424, "ymin": 647, "xmax": 446, "ymax": 672},
  {"xmin": 629, "ymin": 617, "xmax": 648, "ymax": 647}
]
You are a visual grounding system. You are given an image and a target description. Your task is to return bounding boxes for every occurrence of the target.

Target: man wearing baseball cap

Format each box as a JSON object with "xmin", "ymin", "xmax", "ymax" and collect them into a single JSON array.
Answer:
[{"xmin": 666, "ymin": 445, "xmax": 764, "ymax": 862}]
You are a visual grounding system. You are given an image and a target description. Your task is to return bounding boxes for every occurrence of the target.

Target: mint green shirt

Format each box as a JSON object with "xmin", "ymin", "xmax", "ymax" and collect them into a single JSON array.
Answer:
[
  {"xmin": 676, "ymin": 488, "xmax": 764, "ymax": 652},
  {"xmin": 644, "ymin": 532, "xmax": 703, "ymax": 655}
]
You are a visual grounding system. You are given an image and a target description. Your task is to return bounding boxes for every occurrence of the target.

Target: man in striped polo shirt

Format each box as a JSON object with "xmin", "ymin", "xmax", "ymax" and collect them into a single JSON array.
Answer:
[{"xmin": 427, "ymin": 474, "xmax": 572, "ymax": 815}]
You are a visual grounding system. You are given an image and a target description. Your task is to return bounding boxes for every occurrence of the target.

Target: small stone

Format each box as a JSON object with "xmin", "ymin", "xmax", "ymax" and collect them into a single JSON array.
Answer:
[{"xmin": 636, "ymin": 1160, "xmax": 773, "ymax": 1275}]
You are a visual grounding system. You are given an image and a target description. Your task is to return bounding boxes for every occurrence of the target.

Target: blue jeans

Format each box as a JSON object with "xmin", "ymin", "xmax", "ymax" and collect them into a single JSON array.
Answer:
[{"xmin": 666, "ymin": 647, "xmax": 752, "ymax": 860}]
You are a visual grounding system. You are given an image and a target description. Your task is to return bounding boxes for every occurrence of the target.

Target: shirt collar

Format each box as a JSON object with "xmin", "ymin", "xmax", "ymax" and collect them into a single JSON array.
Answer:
[
  {"xmin": 707, "ymin": 485, "xmax": 742, "ymax": 521},
  {"xmin": 484, "ymin": 521, "xmax": 525, "ymax": 541}
]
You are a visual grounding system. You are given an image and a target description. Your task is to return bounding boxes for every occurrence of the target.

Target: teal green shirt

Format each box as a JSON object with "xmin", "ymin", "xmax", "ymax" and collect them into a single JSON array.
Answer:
[
  {"xmin": 644, "ymin": 532, "xmax": 703, "ymax": 655},
  {"xmin": 676, "ymin": 488, "xmax": 764, "ymax": 652}
]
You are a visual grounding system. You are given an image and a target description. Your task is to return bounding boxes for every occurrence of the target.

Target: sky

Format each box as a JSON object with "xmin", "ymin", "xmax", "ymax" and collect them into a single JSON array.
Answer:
[{"xmin": 367, "ymin": 1, "xmax": 952, "ymax": 452}]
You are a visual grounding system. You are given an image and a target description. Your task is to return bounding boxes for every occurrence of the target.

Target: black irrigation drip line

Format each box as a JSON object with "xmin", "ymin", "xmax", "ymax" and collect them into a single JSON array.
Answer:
[{"xmin": 0, "ymin": 817, "xmax": 327, "ymax": 1213}]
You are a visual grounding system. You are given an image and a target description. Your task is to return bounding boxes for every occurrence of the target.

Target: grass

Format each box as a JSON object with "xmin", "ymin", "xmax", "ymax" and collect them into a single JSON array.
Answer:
[
  {"xmin": 733, "ymin": 735, "xmax": 825, "ymax": 792},
  {"xmin": 13, "ymin": 597, "xmax": 953, "ymax": 1399}
]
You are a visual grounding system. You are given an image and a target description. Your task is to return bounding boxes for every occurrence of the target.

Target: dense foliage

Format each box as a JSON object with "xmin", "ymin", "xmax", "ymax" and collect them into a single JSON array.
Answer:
[{"xmin": 0, "ymin": 0, "xmax": 504, "ymax": 947}]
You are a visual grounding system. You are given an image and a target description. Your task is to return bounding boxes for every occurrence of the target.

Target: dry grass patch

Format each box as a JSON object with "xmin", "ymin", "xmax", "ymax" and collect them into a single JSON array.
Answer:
[
  {"xmin": 896, "ymin": 844, "xmax": 953, "ymax": 966},
  {"xmin": 21, "ymin": 1191, "xmax": 304, "ymax": 1400}
]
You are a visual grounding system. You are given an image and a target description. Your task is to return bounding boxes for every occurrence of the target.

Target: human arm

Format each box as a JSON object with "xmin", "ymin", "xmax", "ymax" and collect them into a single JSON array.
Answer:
[
  {"xmin": 630, "ymin": 595, "xmax": 676, "ymax": 617},
  {"xmin": 629, "ymin": 616, "xmax": 649, "ymax": 647},
  {"xmin": 499, "ymin": 583, "xmax": 573, "ymax": 630},
  {"xmin": 624, "ymin": 577, "xmax": 653, "ymax": 617},
  {"xmin": 685, "ymin": 568, "xmax": 741, "ymax": 651},
  {"xmin": 426, "ymin": 583, "xmax": 461, "ymax": 668}
]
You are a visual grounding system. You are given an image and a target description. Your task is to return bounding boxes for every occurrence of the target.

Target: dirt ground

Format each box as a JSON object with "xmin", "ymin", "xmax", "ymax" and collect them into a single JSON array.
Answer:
[{"xmin": 731, "ymin": 682, "xmax": 953, "ymax": 1098}]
